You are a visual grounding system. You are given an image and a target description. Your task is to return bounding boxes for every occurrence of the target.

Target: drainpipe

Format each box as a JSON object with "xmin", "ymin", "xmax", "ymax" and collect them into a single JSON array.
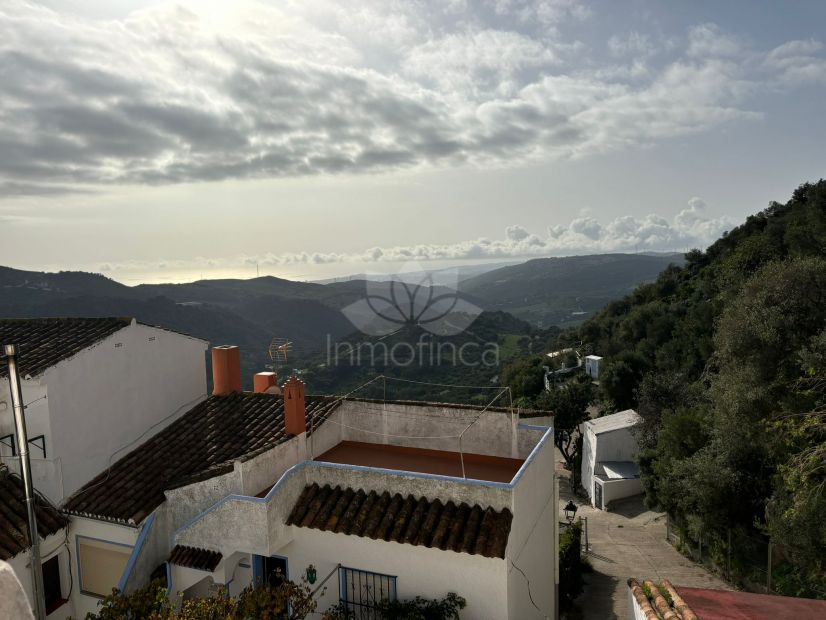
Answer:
[{"xmin": 5, "ymin": 344, "xmax": 46, "ymax": 620}]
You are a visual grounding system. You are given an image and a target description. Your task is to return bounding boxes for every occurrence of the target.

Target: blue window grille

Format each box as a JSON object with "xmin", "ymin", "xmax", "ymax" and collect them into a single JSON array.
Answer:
[{"xmin": 339, "ymin": 566, "xmax": 397, "ymax": 619}]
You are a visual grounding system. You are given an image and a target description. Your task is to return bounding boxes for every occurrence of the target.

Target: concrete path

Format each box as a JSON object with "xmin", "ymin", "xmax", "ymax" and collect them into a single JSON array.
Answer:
[{"xmin": 555, "ymin": 450, "xmax": 729, "ymax": 619}]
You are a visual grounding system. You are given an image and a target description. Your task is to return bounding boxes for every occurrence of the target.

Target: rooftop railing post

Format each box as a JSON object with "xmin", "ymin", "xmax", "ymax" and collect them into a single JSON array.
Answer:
[{"xmin": 5, "ymin": 344, "xmax": 47, "ymax": 620}]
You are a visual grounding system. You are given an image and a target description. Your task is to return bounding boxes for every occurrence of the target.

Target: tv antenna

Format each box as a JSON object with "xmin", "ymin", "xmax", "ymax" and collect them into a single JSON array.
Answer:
[{"xmin": 267, "ymin": 337, "xmax": 293, "ymax": 371}]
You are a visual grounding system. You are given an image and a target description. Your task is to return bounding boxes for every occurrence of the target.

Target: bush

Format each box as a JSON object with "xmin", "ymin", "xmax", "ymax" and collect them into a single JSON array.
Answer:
[
  {"xmin": 375, "ymin": 592, "xmax": 467, "ymax": 620},
  {"xmin": 559, "ymin": 521, "xmax": 584, "ymax": 613}
]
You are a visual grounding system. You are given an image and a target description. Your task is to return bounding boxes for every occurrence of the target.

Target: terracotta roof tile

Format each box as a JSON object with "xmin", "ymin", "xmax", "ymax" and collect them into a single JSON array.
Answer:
[
  {"xmin": 168, "ymin": 545, "xmax": 222, "ymax": 572},
  {"xmin": 286, "ymin": 483, "xmax": 512, "ymax": 559},
  {"xmin": 63, "ymin": 393, "xmax": 342, "ymax": 524},
  {"xmin": 0, "ymin": 317, "xmax": 131, "ymax": 378},
  {"xmin": 0, "ymin": 467, "xmax": 68, "ymax": 560}
]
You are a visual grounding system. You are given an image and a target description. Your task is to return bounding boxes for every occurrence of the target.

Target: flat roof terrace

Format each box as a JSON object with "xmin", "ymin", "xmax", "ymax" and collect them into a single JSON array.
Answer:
[{"xmin": 315, "ymin": 440, "xmax": 523, "ymax": 483}]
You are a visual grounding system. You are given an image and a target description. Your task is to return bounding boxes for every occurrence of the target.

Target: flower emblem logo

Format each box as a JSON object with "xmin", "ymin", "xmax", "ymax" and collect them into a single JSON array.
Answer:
[{"xmin": 342, "ymin": 262, "xmax": 483, "ymax": 336}]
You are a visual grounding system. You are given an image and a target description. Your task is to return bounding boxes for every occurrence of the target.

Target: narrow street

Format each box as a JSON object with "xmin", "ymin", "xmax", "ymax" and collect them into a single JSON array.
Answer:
[{"xmin": 555, "ymin": 450, "xmax": 730, "ymax": 619}]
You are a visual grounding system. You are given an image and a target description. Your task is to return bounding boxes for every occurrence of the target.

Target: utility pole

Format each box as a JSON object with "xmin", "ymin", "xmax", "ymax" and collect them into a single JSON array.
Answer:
[{"xmin": 5, "ymin": 344, "xmax": 46, "ymax": 620}]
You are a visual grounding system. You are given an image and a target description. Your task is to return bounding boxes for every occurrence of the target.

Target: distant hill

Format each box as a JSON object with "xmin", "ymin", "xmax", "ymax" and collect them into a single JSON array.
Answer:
[
  {"xmin": 0, "ymin": 252, "xmax": 681, "ymax": 388},
  {"xmin": 460, "ymin": 253, "xmax": 684, "ymax": 327}
]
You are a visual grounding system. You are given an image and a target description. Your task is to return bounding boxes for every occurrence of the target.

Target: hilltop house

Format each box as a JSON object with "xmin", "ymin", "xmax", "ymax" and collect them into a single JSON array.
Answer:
[
  {"xmin": 584, "ymin": 355, "xmax": 602, "ymax": 380},
  {"xmin": 0, "ymin": 317, "xmax": 208, "ymax": 618},
  {"xmin": 64, "ymin": 346, "xmax": 558, "ymax": 619},
  {"xmin": 581, "ymin": 409, "xmax": 642, "ymax": 510}
]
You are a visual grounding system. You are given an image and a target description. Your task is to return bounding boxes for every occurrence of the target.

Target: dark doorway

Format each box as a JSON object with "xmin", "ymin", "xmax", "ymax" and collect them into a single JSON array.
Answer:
[
  {"xmin": 42, "ymin": 555, "xmax": 66, "ymax": 614},
  {"xmin": 262, "ymin": 555, "xmax": 288, "ymax": 588}
]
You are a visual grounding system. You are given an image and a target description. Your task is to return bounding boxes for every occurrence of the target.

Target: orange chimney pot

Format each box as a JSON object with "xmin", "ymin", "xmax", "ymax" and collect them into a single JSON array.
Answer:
[
  {"xmin": 254, "ymin": 371, "xmax": 278, "ymax": 393},
  {"xmin": 283, "ymin": 375, "xmax": 306, "ymax": 435},
  {"xmin": 212, "ymin": 345, "xmax": 242, "ymax": 396}
]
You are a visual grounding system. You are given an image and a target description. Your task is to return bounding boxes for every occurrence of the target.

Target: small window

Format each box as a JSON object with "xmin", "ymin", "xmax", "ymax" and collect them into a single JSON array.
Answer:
[
  {"xmin": 340, "ymin": 567, "xmax": 397, "ymax": 619},
  {"xmin": 78, "ymin": 537, "xmax": 132, "ymax": 598},
  {"xmin": 42, "ymin": 555, "xmax": 66, "ymax": 614}
]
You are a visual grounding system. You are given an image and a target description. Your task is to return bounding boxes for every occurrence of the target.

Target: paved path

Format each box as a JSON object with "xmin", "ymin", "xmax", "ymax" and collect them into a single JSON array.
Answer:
[{"xmin": 555, "ymin": 450, "xmax": 729, "ymax": 619}]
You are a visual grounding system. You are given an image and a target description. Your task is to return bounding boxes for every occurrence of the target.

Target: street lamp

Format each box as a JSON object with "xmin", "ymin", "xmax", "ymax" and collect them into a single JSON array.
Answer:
[{"xmin": 564, "ymin": 500, "xmax": 578, "ymax": 524}]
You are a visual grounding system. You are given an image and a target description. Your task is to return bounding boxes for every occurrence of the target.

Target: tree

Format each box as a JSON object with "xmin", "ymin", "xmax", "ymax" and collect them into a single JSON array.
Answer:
[
  {"xmin": 536, "ymin": 375, "xmax": 594, "ymax": 468},
  {"xmin": 599, "ymin": 351, "xmax": 649, "ymax": 410},
  {"xmin": 501, "ymin": 355, "xmax": 545, "ymax": 400}
]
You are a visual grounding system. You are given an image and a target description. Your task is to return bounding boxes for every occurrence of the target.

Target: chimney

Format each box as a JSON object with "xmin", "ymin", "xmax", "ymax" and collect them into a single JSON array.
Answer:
[
  {"xmin": 283, "ymin": 375, "xmax": 306, "ymax": 435},
  {"xmin": 254, "ymin": 371, "xmax": 280, "ymax": 394},
  {"xmin": 212, "ymin": 345, "xmax": 242, "ymax": 396}
]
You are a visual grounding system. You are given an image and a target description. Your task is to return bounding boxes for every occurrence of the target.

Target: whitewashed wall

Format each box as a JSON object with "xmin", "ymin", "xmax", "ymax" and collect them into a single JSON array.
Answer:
[
  {"xmin": 280, "ymin": 529, "xmax": 508, "ymax": 620},
  {"xmin": 581, "ymin": 425, "xmax": 597, "ymax": 504},
  {"xmin": 46, "ymin": 322, "xmax": 207, "ymax": 498},
  {"xmin": 599, "ymin": 477, "xmax": 643, "ymax": 509}
]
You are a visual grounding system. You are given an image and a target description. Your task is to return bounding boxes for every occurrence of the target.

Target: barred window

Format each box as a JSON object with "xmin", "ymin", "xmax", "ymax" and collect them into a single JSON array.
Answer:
[{"xmin": 340, "ymin": 566, "xmax": 397, "ymax": 619}]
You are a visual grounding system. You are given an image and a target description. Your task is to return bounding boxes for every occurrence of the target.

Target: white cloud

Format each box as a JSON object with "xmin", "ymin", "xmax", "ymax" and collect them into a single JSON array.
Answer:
[
  {"xmin": 687, "ymin": 23, "xmax": 743, "ymax": 58},
  {"xmin": 0, "ymin": 2, "xmax": 823, "ymax": 194},
  {"xmin": 92, "ymin": 197, "xmax": 731, "ymax": 273}
]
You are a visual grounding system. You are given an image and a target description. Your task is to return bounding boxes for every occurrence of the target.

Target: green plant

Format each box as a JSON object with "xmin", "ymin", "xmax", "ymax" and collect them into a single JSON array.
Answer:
[
  {"xmin": 374, "ymin": 592, "xmax": 466, "ymax": 620},
  {"xmin": 559, "ymin": 521, "xmax": 585, "ymax": 613}
]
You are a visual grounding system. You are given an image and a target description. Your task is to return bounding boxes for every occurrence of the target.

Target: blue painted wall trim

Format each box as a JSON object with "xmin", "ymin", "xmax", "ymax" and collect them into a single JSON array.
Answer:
[
  {"xmin": 118, "ymin": 511, "xmax": 156, "ymax": 592},
  {"xmin": 165, "ymin": 561, "xmax": 172, "ymax": 594},
  {"xmin": 173, "ymin": 425, "xmax": 554, "ymax": 545}
]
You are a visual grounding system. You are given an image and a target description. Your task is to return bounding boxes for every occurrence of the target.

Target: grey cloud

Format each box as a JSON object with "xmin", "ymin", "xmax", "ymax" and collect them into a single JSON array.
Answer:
[{"xmin": 0, "ymin": 1, "xmax": 824, "ymax": 196}]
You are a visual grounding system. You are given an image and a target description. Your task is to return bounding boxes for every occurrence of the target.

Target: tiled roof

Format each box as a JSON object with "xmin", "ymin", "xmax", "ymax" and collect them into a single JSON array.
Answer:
[
  {"xmin": 286, "ymin": 483, "xmax": 512, "ymax": 559},
  {"xmin": 64, "ymin": 393, "xmax": 342, "ymax": 524},
  {"xmin": 168, "ymin": 545, "xmax": 222, "ymax": 572},
  {"xmin": 0, "ymin": 317, "xmax": 131, "ymax": 378},
  {"xmin": 629, "ymin": 578, "xmax": 826, "ymax": 619},
  {"xmin": 0, "ymin": 467, "xmax": 68, "ymax": 560}
]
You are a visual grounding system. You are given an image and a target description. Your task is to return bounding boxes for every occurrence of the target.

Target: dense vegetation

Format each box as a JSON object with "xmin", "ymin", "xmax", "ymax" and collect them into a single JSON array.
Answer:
[
  {"xmin": 460, "ymin": 253, "xmax": 682, "ymax": 328},
  {"xmin": 577, "ymin": 181, "xmax": 826, "ymax": 596}
]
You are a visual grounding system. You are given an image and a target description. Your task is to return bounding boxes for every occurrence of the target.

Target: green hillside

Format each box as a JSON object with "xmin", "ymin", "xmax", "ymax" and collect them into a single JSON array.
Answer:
[
  {"xmin": 461, "ymin": 252, "xmax": 683, "ymax": 327},
  {"xmin": 578, "ymin": 181, "xmax": 826, "ymax": 596}
]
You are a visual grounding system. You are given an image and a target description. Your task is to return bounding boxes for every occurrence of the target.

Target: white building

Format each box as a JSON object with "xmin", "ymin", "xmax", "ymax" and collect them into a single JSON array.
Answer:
[
  {"xmin": 1, "ymin": 317, "xmax": 208, "ymax": 618},
  {"xmin": 584, "ymin": 355, "xmax": 602, "ymax": 380},
  {"xmin": 63, "ymin": 347, "xmax": 559, "ymax": 619},
  {"xmin": 580, "ymin": 409, "xmax": 642, "ymax": 510},
  {"xmin": 0, "ymin": 317, "xmax": 208, "ymax": 503}
]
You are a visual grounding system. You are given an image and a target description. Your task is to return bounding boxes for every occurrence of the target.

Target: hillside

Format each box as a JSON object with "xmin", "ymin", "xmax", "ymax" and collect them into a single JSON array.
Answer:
[
  {"xmin": 461, "ymin": 253, "xmax": 684, "ymax": 327},
  {"xmin": 575, "ymin": 181, "xmax": 826, "ymax": 596},
  {"xmin": 0, "ymin": 252, "xmax": 680, "ymax": 383}
]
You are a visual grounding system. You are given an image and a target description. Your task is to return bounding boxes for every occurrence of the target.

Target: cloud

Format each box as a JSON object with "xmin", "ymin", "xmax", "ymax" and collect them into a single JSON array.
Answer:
[
  {"xmin": 0, "ymin": 1, "xmax": 824, "ymax": 195},
  {"xmin": 92, "ymin": 197, "xmax": 731, "ymax": 274}
]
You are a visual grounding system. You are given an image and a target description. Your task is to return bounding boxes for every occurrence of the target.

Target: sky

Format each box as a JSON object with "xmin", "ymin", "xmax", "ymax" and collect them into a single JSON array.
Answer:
[{"xmin": 1, "ymin": 0, "xmax": 825, "ymax": 283}]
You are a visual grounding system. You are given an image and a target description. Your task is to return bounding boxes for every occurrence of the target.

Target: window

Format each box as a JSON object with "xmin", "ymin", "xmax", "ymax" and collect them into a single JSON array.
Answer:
[
  {"xmin": 77, "ymin": 537, "xmax": 132, "ymax": 597},
  {"xmin": 340, "ymin": 567, "xmax": 397, "ymax": 620},
  {"xmin": 42, "ymin": 554, "xmax": 66, "ymax": 614}
]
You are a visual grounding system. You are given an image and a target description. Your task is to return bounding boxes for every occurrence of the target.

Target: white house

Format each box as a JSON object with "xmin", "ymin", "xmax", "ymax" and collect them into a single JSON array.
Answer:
[
  {"xmin": 584, "ymin": 355, "xmax": 602, "ymax": 380},
  {"xmin": 0, "ymin": 317, "xmax": 208, "ymax": 618},
  {"xmin": 63, "ymin": 346, "xmax": 559, "ymax": 619},
  {"xmin": 0, "ymin": 317, "xmax": 208, "ymax": 504},
  {"xmin": 581, "ymin": 409, "xmax": 642, "ymax": 510}
]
